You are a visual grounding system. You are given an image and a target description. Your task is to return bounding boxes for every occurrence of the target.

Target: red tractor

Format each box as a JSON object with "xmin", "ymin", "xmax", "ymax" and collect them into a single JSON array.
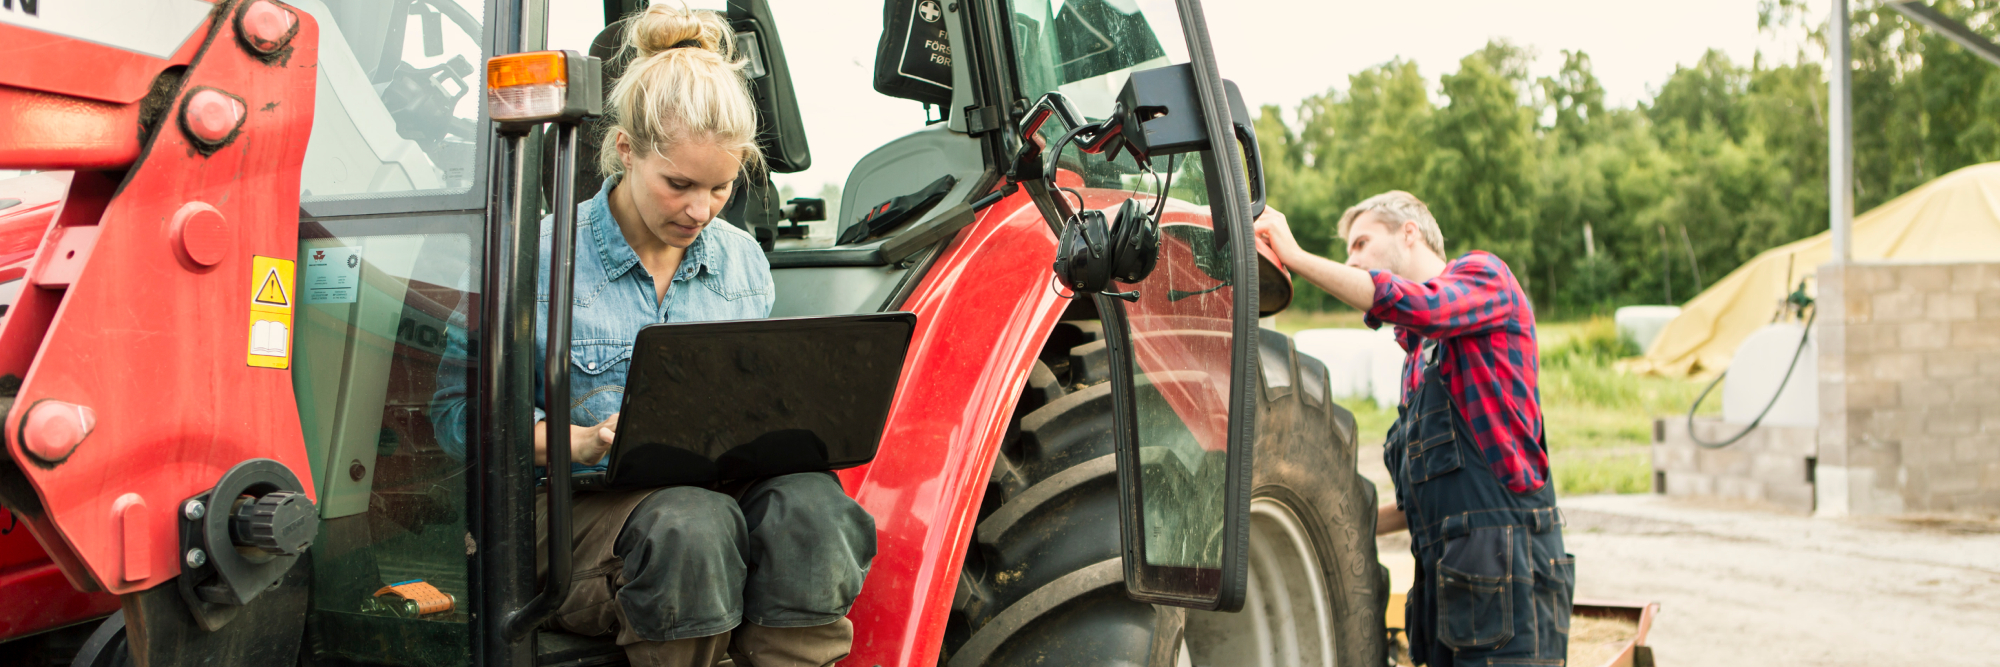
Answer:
[{"xmin": 0, "ymin": 0, "xmax": 1386, "ymax": 665}]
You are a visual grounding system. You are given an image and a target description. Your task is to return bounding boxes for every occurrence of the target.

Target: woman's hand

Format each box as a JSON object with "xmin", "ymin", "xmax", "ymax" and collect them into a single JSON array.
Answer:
[
  {"xmin": 534, "ymin": 413, "xmax": 620, "ymax": 467},
  {"xmin": 572, "ymin": 413, "xmax": 619, "ymax": 467}
]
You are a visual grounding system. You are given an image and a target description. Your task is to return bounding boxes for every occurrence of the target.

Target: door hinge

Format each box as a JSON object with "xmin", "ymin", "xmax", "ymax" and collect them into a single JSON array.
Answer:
[{"xmin": 963, "ymin": 105, "xmax": 1002, "ymax": 135}]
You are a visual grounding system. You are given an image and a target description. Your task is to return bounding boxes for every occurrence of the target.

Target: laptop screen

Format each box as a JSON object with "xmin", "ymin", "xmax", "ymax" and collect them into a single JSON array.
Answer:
[{"xmin": 603, "ymin": 313, "xmax": 917, "ymax": 488}]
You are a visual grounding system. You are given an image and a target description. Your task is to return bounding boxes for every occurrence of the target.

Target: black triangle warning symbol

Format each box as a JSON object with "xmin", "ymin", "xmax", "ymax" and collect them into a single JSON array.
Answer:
[{"xmin": 254, "ymin": 268, "xmax": 290, "ymax": 307}]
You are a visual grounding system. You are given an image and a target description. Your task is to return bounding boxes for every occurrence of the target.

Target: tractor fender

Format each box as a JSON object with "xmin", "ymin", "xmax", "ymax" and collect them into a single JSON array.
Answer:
[{"xmin": 837, "ymin": 190, "xmax": 1069, "ymax": 667}]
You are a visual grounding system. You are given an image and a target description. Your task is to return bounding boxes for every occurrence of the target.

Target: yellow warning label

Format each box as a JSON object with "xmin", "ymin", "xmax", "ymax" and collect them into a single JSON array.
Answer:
[
  {"xmin": 255, "ymin": 270, "xmax": 290, "ymax": 307},
  {"xmin": 248, "ymin": 256, "xmax": 295, "ymax": 369}
]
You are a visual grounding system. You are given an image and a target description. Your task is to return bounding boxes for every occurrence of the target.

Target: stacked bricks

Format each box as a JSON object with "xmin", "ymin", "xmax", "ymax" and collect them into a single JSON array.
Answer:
[
  {"xmin": 1652, "ymin": 419, "xmax": 1817, "ymax": 514},
  {"xmin": 1816, "ymin": 261, "xmax": 2000, "ymax": 516}
]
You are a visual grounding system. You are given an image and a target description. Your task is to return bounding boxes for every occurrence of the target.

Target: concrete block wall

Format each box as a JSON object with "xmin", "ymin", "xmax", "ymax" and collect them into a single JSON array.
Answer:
[
  {"xmin": 1817, "ymin": 261, "xmax": 2000, "ymax": 516},
  {"xmin": 1652, "ymin": 419, "xmax": 1817, "ymax": 514}
]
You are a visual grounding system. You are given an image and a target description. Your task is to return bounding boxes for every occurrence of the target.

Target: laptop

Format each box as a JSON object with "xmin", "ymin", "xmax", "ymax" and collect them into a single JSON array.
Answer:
[{"xmin": 573, "ymin": 312, "xmax": 917, "ymax": 491}]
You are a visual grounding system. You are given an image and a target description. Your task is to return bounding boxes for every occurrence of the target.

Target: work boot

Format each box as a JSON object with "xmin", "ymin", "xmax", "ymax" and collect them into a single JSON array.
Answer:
[
  {"xmin": 726, "ymin": 618, "xmax": 853, "ymax": 667},
  {"xmin": 622, "ymin": 632, "xmax": 732, "ymax": 667}
]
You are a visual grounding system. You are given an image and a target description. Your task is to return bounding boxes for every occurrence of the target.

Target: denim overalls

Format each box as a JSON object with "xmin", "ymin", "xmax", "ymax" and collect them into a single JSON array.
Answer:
[{"xmin": 1387, "ymin": 340, "xmax": 1573, "ymax": 666}]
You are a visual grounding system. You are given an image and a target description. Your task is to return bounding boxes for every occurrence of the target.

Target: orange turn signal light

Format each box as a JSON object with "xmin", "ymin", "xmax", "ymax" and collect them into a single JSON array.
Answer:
[
  {"xmin": 488, "ymin": 51, "xmax": 567, "ymax": 89},
  {"xmin": 487, "ymin": 51, "xmax": 570, "ymax": 123}
]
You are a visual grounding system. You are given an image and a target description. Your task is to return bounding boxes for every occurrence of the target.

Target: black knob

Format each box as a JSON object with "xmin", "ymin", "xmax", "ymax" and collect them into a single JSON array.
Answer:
[{"xmin": 230, "ymin": 491, "xmax": 318, "ymax": 556}]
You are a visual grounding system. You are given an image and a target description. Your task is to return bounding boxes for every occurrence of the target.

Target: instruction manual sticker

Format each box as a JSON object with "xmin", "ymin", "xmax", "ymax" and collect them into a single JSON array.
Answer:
[
  {"xmin": 302, "ymin": 246, "xmax": 362, "ymax": 304},
  {"xmin": 247, "ymin": 256, "xmax": 295, "ymax": 370}
]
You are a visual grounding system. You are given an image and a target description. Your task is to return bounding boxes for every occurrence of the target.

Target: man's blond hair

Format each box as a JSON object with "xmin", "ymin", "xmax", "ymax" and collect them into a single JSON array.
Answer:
[{"xmin": 1338, "ymin": 191, "xmax": 1446, "ymax": 260}]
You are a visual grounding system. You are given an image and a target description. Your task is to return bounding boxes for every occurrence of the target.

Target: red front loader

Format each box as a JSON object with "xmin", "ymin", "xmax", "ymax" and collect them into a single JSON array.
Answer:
[{"xmin": 0, "ymin": 1, "xmax": 1386, "ymax": 665}]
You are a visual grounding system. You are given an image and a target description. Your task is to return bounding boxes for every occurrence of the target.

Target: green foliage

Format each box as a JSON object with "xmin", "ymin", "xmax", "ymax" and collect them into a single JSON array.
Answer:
[{"xmin": 1261, "ymin": 1, "xmax": 2000, "ymax": 316}]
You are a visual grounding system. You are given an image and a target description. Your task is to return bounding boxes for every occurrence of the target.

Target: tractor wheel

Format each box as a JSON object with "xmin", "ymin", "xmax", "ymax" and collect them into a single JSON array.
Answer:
[
  {"xmin": 69, "ymin": 610, "xmax": 130, "ymax": 667},
  {"xmin": 942, "ymin": 324, "xmax": 1386, "ymax": 667}
]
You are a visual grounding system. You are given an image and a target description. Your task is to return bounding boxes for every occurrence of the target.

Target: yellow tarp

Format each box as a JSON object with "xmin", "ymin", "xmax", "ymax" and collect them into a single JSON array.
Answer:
[{"xmin": 1630, "ymin": 161, "xmax": 2000, "ymax": 377}]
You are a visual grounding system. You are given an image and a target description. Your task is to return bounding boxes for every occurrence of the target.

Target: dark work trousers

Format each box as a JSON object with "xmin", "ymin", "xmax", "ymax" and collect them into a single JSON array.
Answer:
[
  {"xmin": 537, "ymin": 472, "xmax": 877, "ymax": 645},
  {"xmin": 1386, "ymin": 342, "xmax": 1573, "ymax": 666}
]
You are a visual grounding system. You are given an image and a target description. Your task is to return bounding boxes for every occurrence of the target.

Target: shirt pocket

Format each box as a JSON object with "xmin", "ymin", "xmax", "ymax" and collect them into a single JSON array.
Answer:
[
  {"xmin": 700, "ymin": 266, "xmax": 771, "ymax": 303},
  {"xmin": 567, "ymin": 341, "xmax": 632, "ymax": 424}
]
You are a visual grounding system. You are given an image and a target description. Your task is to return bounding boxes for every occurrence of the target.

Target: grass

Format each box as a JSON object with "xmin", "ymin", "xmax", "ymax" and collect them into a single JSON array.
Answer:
[{"xmin": 1269, "ymin": 311, "xmax": 1720, "ymax": 496}]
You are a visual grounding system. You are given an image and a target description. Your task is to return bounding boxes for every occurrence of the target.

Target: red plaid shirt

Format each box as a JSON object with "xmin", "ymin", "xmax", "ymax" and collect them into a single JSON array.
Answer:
[{"xmin": 1365, "ymin": 251, "xmax": 1548, "ymax": 494}]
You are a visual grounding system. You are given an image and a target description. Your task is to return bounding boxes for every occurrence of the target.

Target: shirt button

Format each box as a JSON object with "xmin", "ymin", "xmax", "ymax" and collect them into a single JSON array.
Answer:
[{"xmin": 586, "ymin": 362, "xmax": 596, "ymax": 370}]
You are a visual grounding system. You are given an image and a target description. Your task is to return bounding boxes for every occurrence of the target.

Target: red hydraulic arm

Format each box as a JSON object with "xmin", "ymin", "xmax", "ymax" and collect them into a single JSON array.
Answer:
[{"xmin": 0, "ymin": 0, "xmax": 320, "ymax": 630}]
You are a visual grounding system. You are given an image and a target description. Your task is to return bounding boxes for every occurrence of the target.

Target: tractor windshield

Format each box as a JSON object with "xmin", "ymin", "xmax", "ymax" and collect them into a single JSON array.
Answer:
[{"xmin": 294, "ymin": 0, "xmax": 488, "ymax": 207}]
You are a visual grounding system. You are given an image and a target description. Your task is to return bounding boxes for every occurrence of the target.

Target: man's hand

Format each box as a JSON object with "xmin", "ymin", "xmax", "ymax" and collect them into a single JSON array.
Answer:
[
  {"xmin": 1254, "ymin": 206, "xmax": 1304, "ymax": 263},
  {"xmin": 1250, "ymin": 205, "xmax": 1379, "ymax": 310}
]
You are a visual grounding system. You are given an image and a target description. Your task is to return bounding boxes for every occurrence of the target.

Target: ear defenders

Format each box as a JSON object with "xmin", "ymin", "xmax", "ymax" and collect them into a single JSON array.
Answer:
[
  {"xmin": 1106, "ymin": 197, "xmax": 1160, "ymax": 284},
  {"xmin": 1052, "ymin": 197, "xmax": 1160, "ymax": 299},
  {"xmin": 1053, "ymin": 208, "xmax": 1113, "ymax": 295}
]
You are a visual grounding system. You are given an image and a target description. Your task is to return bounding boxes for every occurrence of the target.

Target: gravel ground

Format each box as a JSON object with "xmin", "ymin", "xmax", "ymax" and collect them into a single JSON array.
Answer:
[
  {"xmin": 1364, "ymin": 444, "xmax": 2000, "ymax": 666},
  {"xmin": 1557, "ymin": 494, "xmax": 2000, "ymax": 667}
]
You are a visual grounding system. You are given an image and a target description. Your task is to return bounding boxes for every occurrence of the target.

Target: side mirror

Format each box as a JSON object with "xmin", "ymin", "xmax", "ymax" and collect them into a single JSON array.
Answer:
[{"xmin": 729, "ymin": 0, "xmax": 811, "ymax": 173}]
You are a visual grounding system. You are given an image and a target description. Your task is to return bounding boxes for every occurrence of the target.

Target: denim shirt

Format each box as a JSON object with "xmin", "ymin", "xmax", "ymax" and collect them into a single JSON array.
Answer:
[{"xmin": 430, "ymin": 175, "xmax": 776, "ymax": 471}]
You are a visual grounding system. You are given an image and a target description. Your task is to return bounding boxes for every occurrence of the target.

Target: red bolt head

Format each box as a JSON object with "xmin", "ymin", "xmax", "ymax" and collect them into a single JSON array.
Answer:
[
  {"xmin": 183, "ymin": 89, "xmax": 246, "ymax": 146},
  {"xmin": 172, "ymin": 203, "xmax": 230, "ymax": 268},
  {"xmin": 239, "ymin": 0, "xmax": 298, "ymax": 54},
  {"xmin": 21, "ymin": 400, "xmax": 96, "ymax": 465}
]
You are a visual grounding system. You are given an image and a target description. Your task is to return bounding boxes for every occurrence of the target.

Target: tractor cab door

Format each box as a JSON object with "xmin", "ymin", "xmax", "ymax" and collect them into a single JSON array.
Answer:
[
  {"xmin": 286, "ymin": 0, "xmax": 497, "ymax": 664},
  {"xmin": 1008, "ymin": 0, "xmax": 1267, "ymax": 612}
]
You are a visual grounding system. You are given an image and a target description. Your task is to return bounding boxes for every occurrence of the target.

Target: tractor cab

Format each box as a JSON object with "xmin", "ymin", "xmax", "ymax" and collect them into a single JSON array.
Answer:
[{"xmin": 0, "ymin": 0, "xmax": 1342, "ymax": 666}]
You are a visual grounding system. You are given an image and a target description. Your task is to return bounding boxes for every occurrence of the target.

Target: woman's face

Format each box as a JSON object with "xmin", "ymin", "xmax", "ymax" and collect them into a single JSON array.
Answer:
[{"xmin": 616, "ymin": 135, "xmax": 741, "ymax": 249}]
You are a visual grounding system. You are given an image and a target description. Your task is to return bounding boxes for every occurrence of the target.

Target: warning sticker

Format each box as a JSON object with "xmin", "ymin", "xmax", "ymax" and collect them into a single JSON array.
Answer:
[
  {"xmin": 302, "ymin": 246, "xmax": 362, "ymax": 304},
  {"xmin": 248, "ymin": 256, "xmax": 295, "ymax": 369}
]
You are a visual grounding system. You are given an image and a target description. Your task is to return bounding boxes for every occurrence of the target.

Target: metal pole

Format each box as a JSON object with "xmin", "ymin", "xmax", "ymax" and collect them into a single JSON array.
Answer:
[
  {"xmin": 505, "ymin": 121, "xmax": 580, "ymax": 640},
  {"xmin": 1830, "ymin": 0, "xmax": 1854, "ymax": 262}
]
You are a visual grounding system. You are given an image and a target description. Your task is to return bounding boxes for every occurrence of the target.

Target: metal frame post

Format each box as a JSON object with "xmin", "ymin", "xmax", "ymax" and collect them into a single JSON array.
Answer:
[{"xmin": 1830, "ymin": 0, "xmax": 1854, "ymax": 263}]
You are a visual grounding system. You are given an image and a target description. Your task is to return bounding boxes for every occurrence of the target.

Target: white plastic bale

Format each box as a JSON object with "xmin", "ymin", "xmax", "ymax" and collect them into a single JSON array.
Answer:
[
  {"xmin": 1615, "ymin": 305, "xmax": 1683, "ymax": 354},
  {"xmin": 1292, "ymin": 328, "xmax": 1408, "ymax": 409}
]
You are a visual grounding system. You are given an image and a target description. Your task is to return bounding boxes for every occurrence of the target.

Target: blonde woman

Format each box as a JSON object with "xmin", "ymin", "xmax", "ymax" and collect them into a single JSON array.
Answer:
[{"xmin": 433, "ymin": 6, "xmax": 874, "ymax": 666}]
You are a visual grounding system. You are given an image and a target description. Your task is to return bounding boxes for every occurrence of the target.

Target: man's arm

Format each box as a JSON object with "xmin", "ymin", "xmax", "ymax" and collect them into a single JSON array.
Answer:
[
  {"xmin": 1255, "ymin": 207, "xmax": 1517, "ymax": 339},
  {"xmin": 1377, "ymin": 503, "xmax": 1408, "ymax": 535},
  {"xmin": 1254, "ymin": 208, "xmax": 1376, "ymax": 310}
]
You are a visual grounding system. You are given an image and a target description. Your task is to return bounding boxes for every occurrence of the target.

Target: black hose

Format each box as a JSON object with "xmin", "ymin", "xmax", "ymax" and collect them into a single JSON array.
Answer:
[{"xmin": 1685, "ymin": 306, "xmax": 1817, "ymax": 449}]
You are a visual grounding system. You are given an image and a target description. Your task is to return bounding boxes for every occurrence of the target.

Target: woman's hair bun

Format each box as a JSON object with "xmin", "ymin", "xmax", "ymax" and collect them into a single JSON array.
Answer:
[
  {"xmin": 597, "ymin": 2, "xmax": 765, "ymax": 179},
  {"xmin": 624, "ymin": 3, "xmax": 735, "ymax": 62}
]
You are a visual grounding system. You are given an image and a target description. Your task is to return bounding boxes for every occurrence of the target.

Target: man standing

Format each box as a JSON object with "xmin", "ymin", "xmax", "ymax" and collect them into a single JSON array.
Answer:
[{"xmin": 1256, "ymin": 191, "xmax": 1571, "ymax": 666}]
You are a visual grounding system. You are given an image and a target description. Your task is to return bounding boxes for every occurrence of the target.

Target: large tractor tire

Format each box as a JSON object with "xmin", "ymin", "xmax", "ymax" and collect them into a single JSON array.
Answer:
[{"xmin": 943, "ymin": 324, "xmax": 1387, "ymax": 667}]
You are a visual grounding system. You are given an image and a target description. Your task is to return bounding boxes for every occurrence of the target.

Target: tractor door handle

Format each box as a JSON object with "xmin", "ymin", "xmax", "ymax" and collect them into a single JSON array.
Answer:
[{"xmin": 504, "ymin": 120, "xmax": 583, "ymax": 641}]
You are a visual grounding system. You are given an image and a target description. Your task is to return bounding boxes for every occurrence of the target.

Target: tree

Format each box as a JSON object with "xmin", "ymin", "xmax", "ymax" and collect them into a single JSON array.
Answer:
[{"xmin": 1419, "ymin": 41, "xmax": 1540, "ymax": 294}]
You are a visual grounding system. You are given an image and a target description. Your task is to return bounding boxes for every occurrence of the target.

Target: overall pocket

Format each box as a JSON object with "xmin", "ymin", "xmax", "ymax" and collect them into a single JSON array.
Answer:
[
  {"xmin": 1536, "ymin": 552, "xmax": 1575, "ymax": 635},
  {"xmin": 1405, "ymin": 407, "xmax": 1463, "ymax": 484},
  {"xmin": 1435, "ymin": 526, "xmax": 1515, "ymax": 649}
]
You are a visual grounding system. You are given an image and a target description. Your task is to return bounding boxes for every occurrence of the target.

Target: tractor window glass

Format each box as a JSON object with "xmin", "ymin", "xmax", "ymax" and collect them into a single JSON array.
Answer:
[
  {"xmin": 294, "ymin": 226, "xmax": 479, "ymax": 666},
  {"xmin": 1010, "ymin": 0, "xmax": 1179, "ymax": 124},
  {"xmin": 1014, "ymin": 1, "xmax": 1249, "ymax": 605},
  {"xmin": 294, "ymin": 0, "xmax": 486, "ymax": 204}
]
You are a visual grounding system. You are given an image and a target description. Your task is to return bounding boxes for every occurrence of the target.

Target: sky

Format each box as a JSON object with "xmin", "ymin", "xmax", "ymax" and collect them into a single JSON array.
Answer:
[{"xmin": 546, "ymin": 0, "xmax": 1815, "ymax": 203}]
